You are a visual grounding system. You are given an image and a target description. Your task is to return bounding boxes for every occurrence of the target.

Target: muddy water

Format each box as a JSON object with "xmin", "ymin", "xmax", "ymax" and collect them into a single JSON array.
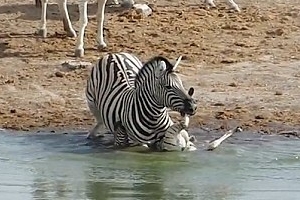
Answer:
[{"xmin": 0, "ymin": 129, "xmax": 299, "ymax": 200}]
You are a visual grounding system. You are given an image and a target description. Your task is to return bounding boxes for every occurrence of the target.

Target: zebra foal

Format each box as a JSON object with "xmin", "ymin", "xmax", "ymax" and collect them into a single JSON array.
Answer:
[{"xmin": 86, "ymin": 52, "xmax": 197, "ymax": 149}]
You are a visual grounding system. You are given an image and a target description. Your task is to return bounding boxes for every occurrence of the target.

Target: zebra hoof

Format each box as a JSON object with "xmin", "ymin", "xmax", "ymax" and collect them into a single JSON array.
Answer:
[
  {"xmin": 189, "ymin": 135, "xmax": 196, "ymax": 142},
  {"xmin": 233, "ymin": 6, "xmax": 241, "ymax": 12},
  {"xmin": 86, "ymin": 132, "xmax": 105, "ymax": 140},
  {"xmin": 204, "ymin": 0, "xmax": 216, "ymax": 9},
  {"xmin": 37, "ymin": 29, "xmax": 47, "ymax": 38},
  {"xmin": 66, "ymin": 30, "xmax": 77, "ymax": 38},
  {"xmin": 97, "ymin": 43, "xmax": 107, "ymax": 50},
  {"xmin": 74, "ymin": 48, "xmax": 84, "ymax": 57}
]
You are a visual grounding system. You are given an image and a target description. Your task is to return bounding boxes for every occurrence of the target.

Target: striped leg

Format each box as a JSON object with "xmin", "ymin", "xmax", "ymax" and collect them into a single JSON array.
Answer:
[
  {"xmin": 57, "ymin": 0, "xmax": 77, "ymax": 37},
  {"xmin": 113, "ymin": 121, "xmax": 130, "ymax": 148}
]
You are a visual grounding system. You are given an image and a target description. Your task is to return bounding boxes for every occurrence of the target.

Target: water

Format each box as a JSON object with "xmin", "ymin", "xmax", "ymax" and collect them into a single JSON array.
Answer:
[{"xmin": 0, "ymin": 129, "xmax": 299, "ymax": 200}]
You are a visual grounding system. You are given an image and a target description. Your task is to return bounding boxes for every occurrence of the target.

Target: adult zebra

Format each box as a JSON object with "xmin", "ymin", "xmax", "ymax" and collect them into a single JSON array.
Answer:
[{"xmin": 86, "ymin": 52, "xmax": 197, "ymax": 148}]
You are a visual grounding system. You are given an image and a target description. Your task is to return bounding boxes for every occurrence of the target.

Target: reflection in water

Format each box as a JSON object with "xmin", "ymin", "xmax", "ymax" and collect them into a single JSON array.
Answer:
[
  {"xmin": 85, "ymin": 153, "xmax": 183, "ymax": 200},
  {"xmin": 32, "ymin": 178, "xmax": 70, "ymax": 199},
  {"xmin": 0, "ymin": 131, "xmax": 299, "ymax": 200}
]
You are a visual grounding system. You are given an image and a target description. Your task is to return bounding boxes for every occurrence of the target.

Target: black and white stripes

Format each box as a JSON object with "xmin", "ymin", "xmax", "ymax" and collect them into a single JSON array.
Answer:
[{"xmin": 86, "ymin": 52, "xmax": 197, "ymax": 146}]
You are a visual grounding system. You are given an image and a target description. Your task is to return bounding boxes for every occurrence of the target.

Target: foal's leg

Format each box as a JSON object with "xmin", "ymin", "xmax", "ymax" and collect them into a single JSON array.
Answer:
[
  {"xmin": 37, "ymin": 0, "xmax": 49, "ymax": 37},
  {"xmin": 57, "ymin": 0, "xmax": 77, "ymax": 37},
  {"xmin": 74, "ymin": 0, "xmax": 88, "ymax": 57},
  {"xmin": 96, "ymin": 0, "xmax": 108, "ymax": 49}
]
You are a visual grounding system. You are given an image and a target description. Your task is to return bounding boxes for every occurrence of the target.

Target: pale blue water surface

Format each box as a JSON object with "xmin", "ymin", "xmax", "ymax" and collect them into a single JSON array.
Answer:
[{"xmin": 0, "ymin": 129, "xmax": 299, "ymax": 200}]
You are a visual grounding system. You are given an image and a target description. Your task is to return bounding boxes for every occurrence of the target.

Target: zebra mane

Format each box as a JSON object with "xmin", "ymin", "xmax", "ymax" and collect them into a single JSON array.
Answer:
[
  {"xmin": 149, "ymin": 56, "xmax": 175, "ymax": 72},
  {"xmin": 134, "ymin": 56, "xmax": 174, "ymax": 87}
]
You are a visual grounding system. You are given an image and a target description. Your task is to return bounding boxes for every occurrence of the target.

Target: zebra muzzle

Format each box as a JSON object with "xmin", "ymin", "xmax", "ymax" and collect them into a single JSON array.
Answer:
[
  {"xmin": 181, "ymin": 87, "xmax": 197, "ymax": 116},
  {"xmin": 182, "ymin": 99, "xmax": 197, "ymax": 116}
]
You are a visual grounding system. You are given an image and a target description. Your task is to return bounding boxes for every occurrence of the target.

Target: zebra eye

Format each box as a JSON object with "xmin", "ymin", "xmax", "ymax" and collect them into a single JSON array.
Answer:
[{"xmin": 165, "ymin": 85, "xmax": 172, "ymax": 90}]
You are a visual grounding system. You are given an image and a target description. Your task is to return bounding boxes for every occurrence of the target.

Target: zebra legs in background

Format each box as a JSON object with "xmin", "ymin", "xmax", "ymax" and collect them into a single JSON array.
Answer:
[
  {"xmin": 36, "ymin": 0, "xmax": 134, "ymax": 57},
  {"xmin": 204, "ymin": 0, "xmax": 240, "ymax": 12},
  {"xmin": 38, "ymin": 0, "xmax": 76, "ymax": 38},
  {"xmin": 35, "ymin": 0, "xmax": 239, "ymax": 57}
]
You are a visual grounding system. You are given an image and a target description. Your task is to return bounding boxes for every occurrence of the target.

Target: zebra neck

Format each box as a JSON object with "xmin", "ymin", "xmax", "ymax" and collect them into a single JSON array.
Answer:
[
  {"xmin": 133, "ymin": 85, "xmax": 167, "ymax": 119},
  {"xmin": 126, "ymin": 85, "xmax": 172, "ymax": 144}
]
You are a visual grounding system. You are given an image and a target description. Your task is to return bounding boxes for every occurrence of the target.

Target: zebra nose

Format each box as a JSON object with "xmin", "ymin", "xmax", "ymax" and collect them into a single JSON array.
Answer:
[{"xmin": 183, "ymin": 99, "xmax": 197, "ymax": 115}]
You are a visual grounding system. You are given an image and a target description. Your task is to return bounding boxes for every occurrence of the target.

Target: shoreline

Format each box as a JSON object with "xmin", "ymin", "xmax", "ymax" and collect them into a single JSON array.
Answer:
[{"xmin": 0, "ymin": 0, "xmax": 299, "ymax": 135}]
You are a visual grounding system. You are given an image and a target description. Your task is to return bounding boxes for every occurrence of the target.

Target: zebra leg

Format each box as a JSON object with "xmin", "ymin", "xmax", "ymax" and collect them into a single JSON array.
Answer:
[
  {"xmin": 204, "ymin": 0, "xmax": 216, "ymax": 8},
  {"xmin": 57, "ymin": 0, "xmax": 77, "ymax": 37},
  {"xmin": 35, "ymin": 0, "xmax": 42, "ymax": 8},
  {"xmin": 113, "ymin": 121, "xmax": 129, "ymax": 148},
  {"xmin": 96, "ymin": 0, "xmax": 108, "ymax": 49},
  {"xmin": 207, "ymin": 126, "xmax": 243, "ymax": 151},
  {"xmin": 74, "ymin": 0, "xmax": 88, "ymax": 57},
  {"xmin": 37, "ymin": 0, "xmax": 48, "ymax": 38},
  {"xmin": 86, "ymin": 102, "xmax": 109, "ymax": 139},
  {"xmin": 226, "ymin": 0, "xmax": 241, "ymax": 12},
  {"xmin": 87, "ymin": 122, "xmax": 105, "ymax": 139}
]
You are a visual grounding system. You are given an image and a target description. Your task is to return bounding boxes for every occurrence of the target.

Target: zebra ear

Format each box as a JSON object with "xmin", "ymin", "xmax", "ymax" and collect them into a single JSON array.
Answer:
[
  {"xmin": 155, "ymin": 60, "xmax": 167, "ymax": 78},
  {"xmin": 172, "ymin": 56, "xmax": 182, "ymax": 71},
  {"xmin": 188, "ymin": 87, "xmax": 194, "ymax": 97}
]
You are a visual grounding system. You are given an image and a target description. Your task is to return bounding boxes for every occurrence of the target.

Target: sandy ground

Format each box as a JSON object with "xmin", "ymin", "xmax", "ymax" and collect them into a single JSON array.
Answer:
[{"xmin": 0, "ymin": 0, "xmax": 299, "ymax": 134}]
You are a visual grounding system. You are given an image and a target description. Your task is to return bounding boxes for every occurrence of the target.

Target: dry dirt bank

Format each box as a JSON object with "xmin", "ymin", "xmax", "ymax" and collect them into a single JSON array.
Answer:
[{"xmin": 0, "ymin": 0, "xmax": 299, "ymax": 134}]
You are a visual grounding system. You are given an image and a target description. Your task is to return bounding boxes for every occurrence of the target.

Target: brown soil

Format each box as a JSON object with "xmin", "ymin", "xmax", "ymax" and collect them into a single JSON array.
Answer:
[{"xmin": 0, "ymin": 0, "xmax": 299, "ymax": 134}]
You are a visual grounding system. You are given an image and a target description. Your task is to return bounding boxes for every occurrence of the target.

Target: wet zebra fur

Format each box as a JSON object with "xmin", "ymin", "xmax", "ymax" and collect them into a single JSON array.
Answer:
[{"xmin": 86, "ymin": 52, "xmax": 197, "ymax": 149}]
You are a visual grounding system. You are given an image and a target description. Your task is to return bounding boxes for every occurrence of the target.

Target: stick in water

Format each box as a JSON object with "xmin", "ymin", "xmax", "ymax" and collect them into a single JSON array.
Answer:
[{"xmin": 207, "ymin": 126, "xmax": 243, "ymax": 151}]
